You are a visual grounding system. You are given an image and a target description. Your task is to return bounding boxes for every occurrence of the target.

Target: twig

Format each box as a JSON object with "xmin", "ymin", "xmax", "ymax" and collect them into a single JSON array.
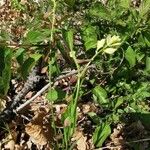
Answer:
[
  {"xmin": 16, "ymin": 69, "xmax": 78, "ymax": 112},
  {"xmin": 55, "ymin": 70, "xmax": 78, "ymax": 81},
  {"xmin": 94, "ymin": 145, "xmax": 123, "ymax": 150},
  {"xmin": 16, "ymin": 65, "xmax": 95, "ymax": 113},
  {"xmin": 126, "ymin": 138, "xmax": 150, "ymax": 144},
  {"xmin": 16, "ymin": 83, "xmax": 51, "ymax": 112}
]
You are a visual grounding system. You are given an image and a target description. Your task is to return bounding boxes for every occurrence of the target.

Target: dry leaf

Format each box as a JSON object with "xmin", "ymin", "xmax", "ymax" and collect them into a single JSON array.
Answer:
[
  {"xmin": 25, "ymin": 112, "xmax": 54, "ymax": 146},
  {"xmin": 4, "ymin": 140, "xmax": 15, "ymax": 150},
  {"xmin": 64, "ymin": 117, "xmax": 71, "ymax": 127},
  {"xmin": 4, "ymin": 132, "xmax": 17, "ymax": 150},
  {"xmin": 72, "ymin": 131, "xmax": 87, "ymax": 150}
]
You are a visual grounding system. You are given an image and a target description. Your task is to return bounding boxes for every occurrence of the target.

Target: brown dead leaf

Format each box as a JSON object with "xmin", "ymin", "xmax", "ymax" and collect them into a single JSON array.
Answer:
[
  {"xmin": 25, "ymin": 91, "xmax": 33, "ymax": 99},
  {"xmin": 64, "ymin": 117, "xmax": 71, "ymax": 127},
  {"xmin": 72, "ymin": 130, "xmax": 87, "ymax": 150},
  {"xmin": 4, "ymin": 131, "xmax": 17, "ymax": 150},
  {"xmin": 4, "ymin": 139, "xmax": 15, "ymax": 150},
  {"xmin": 25, "ymin": 111, "xmax": 54, "ymax": 147}
]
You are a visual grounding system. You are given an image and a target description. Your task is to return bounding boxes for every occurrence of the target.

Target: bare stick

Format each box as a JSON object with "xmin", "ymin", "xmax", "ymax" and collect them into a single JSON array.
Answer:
[
  {"xmin": 16, "ymin": 65, "xmax": 95, "ymax": 113},
  {"xmin": 16, "ymin": 69, "xmax": 78, "ymax": 112},
  {"xmin": 16, "ymin": 83, "xmax": 51, "ymax": 112}
]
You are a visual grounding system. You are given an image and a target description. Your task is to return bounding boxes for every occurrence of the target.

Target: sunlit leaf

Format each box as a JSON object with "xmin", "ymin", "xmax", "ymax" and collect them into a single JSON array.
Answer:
[
  {"xmin": 93, "ymin": 122, "xmax": 111, "ymax": 147},
  {"xmin": 66, "ymin": 29, "xmax": 74, "ymax": 51},
  {"xmin": 46, "ymin": 89, "xmax": 58, "ymax": 102},
  {"xmin": 106, "ymin": 35, "xmax": 121, "ymax": 46},
  {"xmin": 103, "ymin": 48, "xmax": 117, "ymax": 54},
  {"xmin": 93, "ymin": 86, "xmax": 108, "ymax": 105},
  {"xmin": 82, "ymin": 25, "xmax": 97, "ymax": 51},
  {"xmin": 97, "ymin": 39, "xmax": 105, "ymax": 51},
  {"xmin": 125, "ymin": 46, "xmax": 136, "ymax": 68}
]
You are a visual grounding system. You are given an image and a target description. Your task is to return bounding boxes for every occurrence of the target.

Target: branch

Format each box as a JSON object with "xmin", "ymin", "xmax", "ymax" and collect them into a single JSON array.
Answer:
[
  {"xmin": 16, "ymin": 65, "xmax": 95, "ymax": 113},
  {"xmin": 0, "ymin": 67, "xmax": 40, "ymax": 126}
]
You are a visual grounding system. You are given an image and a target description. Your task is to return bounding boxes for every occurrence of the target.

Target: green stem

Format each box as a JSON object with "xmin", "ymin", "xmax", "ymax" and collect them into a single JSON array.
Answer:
[
  {"xmin": 80, "ymin": 49, "xmax": 103, "ymax": 78},
  {"xmin": 72, "ymin": 77, "xmax": 81, "ymax": 129}
]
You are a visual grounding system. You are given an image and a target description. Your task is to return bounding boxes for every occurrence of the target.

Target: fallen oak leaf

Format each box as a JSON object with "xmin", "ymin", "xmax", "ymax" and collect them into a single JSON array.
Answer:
[
  {"xmin": 25, "ymin": 111, "xmax": 54, "ymax": 147},
  {"xmin": 72, "ymin": 130, "xmax": 87, "ymax": 150}
]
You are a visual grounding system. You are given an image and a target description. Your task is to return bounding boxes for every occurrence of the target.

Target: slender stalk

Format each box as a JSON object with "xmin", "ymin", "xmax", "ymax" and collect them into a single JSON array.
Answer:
[{"xmin": 72, "ymin": 77, "xmax": 81, "ymax": 130}]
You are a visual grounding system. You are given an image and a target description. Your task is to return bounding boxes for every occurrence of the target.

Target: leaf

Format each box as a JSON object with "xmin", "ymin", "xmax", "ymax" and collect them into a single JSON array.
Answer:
[
  {"xmin": 139, "ymin": 0, "xmax": 150, "ymax": 18},
  {"xmin": 92, "ymin": 86, "xmax": 108, "ymax": 105},
  {"xmin": 114, "ymin": 97, "xmax": 124, "ymax": 110},
  {"xmin": 89, "ymin": 2, "xmax": 110, "ymax": 20},
  {"xmin": 25, "ymin": 112, "xmax": 54, "ymax": 147},
  {"xmin": 93, "ymin": 122, "xmax": 111, "ymax": 147},
  {"xmin": 145, "ymin": 56, "xmax": 150, "ymax": 73},
  {"xmin": 69, "ymin": 51, "xmax": 76, "ymax": 59},
  {"xmin": 72, "ymin": 130, "xmax": 87, "ymax": 150},
  {"xmin": 82, "ymin": 25, "xmax": 97, "ymax": 51},
  {"xmin": 106, "ymin": 35, "xmax": 121, "ymax": 47},
  {"xmin": 46, "ymin": 89, "xmax": 58, "ymax": 102},
  {"xmin": 144, "ymin": 32, "xmax": 150, "ymax": 47},
  {"xmin": 103, "ymin": 48, "xmax": 117, "ymax": 54},
  {"xmin": 21, "ymin": 53, "xmax": 42, "ymax": 79},
  {"xmin": 66, "ymin": 29, "xmax": 74, "ymax": 51},
  {"xmin": 97, "ymin": 39, "xmax": 105, "ymax": 51},
  {"xmin": 119, "ymin": 0, "xmax": 130, "ymax": 9},
  {"xmin": 0, "ymin": 47, "xmax": 12, "ymax": 95},
  {"xmin": 24, "ymin": 29, "xmax": 51, "ymax": 44},
  {"xmin": 15, "ymin": 48, "xmax": 25, "ymax": 66},
  {"xmin": 64, "ymin": 0, "xmax": 75, "ymax": 7},
  {"xmin": 125, "ymin": 46, "xmax": 136, "ymax": 68}
]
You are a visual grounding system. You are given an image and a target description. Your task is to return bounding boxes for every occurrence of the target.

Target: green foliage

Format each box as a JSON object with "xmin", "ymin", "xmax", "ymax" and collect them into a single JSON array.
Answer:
[
  {"xmin": 21, "ymin": 53, "xmax": 42, "ymax": 79},
  {"xmin": 93, "ymin": 122, "xmax": 111, "ymax": 147},
  {"xmin": 125, "ymin": 46, "xmax": 136, "ymax": 68},
  {"xmin": 0, "ymin": 47, "xmax": 12, "ymax": 96},
  {"xmin": 92, "ymin": 86, "xmax": 108, "ymax": 105},
  {"xmin": 1, "ymin": 0, "xmax": 150, "ymax": 149},
  {"xmin": 46, "ymin": 88, "xmax": 66, "ymax": 102},
  {"xmin": 24, "ymin": 29, "xmax": 52, "ymax": 44},
  {"xmin": 82, "ymin": 25, "xmax": 97, "ymax": 51}
]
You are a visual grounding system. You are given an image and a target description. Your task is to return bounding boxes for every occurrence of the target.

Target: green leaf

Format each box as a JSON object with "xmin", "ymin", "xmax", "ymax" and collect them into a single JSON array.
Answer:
[
  {"xmin": 125, "ymin": 46, "xmax": 136, "ymax": 68},
  {"xmin": 0, "ymin": 47, "xmax": 12, "ymax": 95},
  {"xmin": 64, "ymin": 0, "xmax": 75, "ymax": 7},
  {"xmin": 24, "ymin": 29, "xmax": 51, "ymax": 44},
  {"xmin": 145, "ymin": 56, "xmax": 150, "ymax": 73},
  {"xmin": 114, "ymin": 97, "xmax": 124, "ymax": 110},
  {"xmin": 119, "ymin": 0, "xmax": 130, "ymax": 9},
  {"xmin": 139, "ymin": 0, "xmax": 150, "ymax": 18},
  {"xmin": 144, "ymin": 32, "xmax": 150, "ymax": 47},
  {"xmin": 93, "ymin": 86, "xmax": 108, "ymax": 105},
  {"xmin": 89, "ymin": 2, "xmax": 110, "ymax": 20},
  {"xmin": 97, "ymin": 39, "xmax": 105, "ymax": 51},
  {"xmin": 46, "ymin": 88, "xmax": 65, "ymax": 102},
  {"xmin": 103, "ymin": 48, "xmax": 117, "ymax": 54},
  {"xmin": 82, "ymin": 26, "xmax": 97, "ymax": 51},
  {"xmin": 66, "ymin": 29, "xmax": 74, "ymax": 51},
  {"xmin": 93, "ymin": 122, "xmax": 111, "ymax": 147},
  {"xmin": 21, "ymin": 53, "xmax": 42, "ymax": 79},
  {"xmin": 15, "ymin": 48, "xmax": 25, "ymax": 66},
  {"xmin": 46, "ymin": 89, "xmax": 58, "ymax": 102},
  {"xmin": 106, "ymin": 35, "xmax": 121, "ymax": 47}
]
